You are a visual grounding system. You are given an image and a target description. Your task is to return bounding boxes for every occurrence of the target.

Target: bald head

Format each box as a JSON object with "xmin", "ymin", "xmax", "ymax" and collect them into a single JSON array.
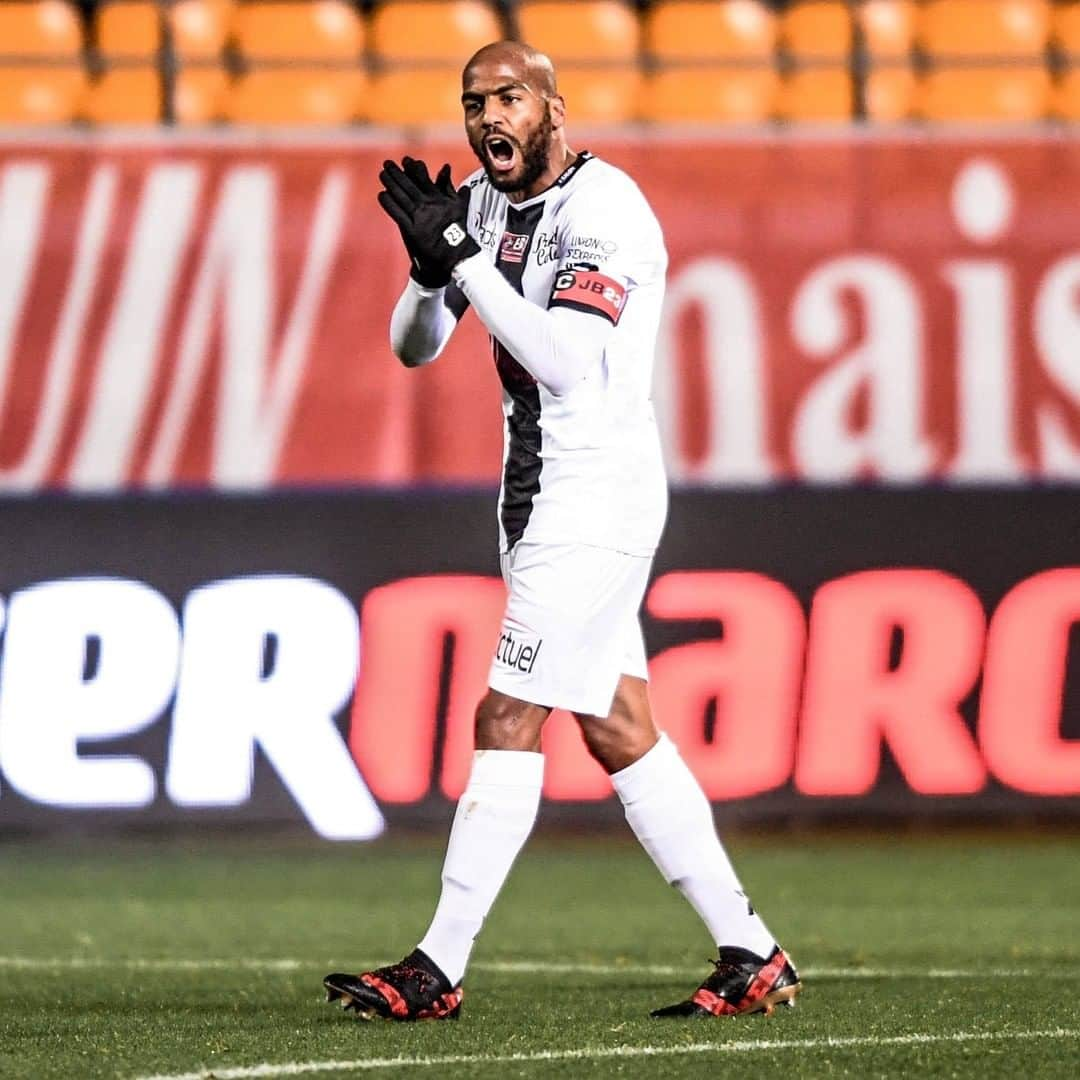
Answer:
[{"xmin": 463, "ymin": 41, "xmax": 558, "ymax": 98}]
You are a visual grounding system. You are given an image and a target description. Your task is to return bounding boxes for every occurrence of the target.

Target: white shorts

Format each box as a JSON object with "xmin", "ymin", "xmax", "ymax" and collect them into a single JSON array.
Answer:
[{"xmin": 487, "ymin": 541, "xmax": 652, "ymax": 718}]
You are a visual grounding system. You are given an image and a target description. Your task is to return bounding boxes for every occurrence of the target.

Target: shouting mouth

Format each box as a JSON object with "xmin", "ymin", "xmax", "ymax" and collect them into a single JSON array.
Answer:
[{"xmin": 485, "ymin": 135, "xmax": 518, "ymax": 175}]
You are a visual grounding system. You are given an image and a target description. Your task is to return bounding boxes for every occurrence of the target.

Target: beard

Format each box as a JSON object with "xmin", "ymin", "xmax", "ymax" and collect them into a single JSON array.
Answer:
[{"xmin": 474, "ymin": 103, "xmax": 554, "ymax": 194}]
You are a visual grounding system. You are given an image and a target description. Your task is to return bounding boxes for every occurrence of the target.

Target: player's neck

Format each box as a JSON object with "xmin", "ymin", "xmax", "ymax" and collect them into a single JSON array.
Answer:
[{"xmin": 507, "ymin": 145, "xmax": 577, "ymax": 205}]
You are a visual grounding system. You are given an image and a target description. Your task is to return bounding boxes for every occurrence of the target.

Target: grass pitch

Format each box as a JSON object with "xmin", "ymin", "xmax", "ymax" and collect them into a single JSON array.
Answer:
[{"xmin": 1, "ymin": 830, "xmax": 1078, "ymax": 1079}]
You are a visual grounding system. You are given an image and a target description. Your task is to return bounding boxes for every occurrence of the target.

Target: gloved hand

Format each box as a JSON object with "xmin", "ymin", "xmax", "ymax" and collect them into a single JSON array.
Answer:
[{"xmin": 377, "ymin": 157, "xmax": 480, "ymax": 288}]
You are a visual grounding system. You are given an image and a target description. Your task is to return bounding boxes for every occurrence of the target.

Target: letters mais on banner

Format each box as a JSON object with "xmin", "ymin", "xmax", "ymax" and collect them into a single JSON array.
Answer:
[{"xmin": 0, "ymin": 569, "xmax": 1076, "ymax": 841}]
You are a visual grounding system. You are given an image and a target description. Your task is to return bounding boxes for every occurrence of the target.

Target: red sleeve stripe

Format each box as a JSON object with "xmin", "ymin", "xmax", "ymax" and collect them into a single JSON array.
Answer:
[{"xmin": 548, "ymin": 269, "xmax": 627, "ymax": 324}]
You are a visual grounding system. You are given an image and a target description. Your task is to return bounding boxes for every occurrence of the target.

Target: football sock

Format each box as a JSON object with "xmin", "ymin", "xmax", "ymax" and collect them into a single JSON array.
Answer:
[
  {"xmin": 611, "ymin": 734, "xmax": 776, "ymax": 958},
  {"xmin": 416, "ymin": 749, "xmax": 544, "ymax": 986}
]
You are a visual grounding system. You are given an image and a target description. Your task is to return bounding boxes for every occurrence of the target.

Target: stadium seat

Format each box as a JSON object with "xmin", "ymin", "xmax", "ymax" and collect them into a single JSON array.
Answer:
[
  {"xmin": 225, "ymin": 69, "xmax": 364, "ymax": 124},
  {"xmin": 95, "ymin": 1, "xmax": 161, "ymax": 58},
  {"xmin": 370, "ymin": 0, "xmax": 502, "ymax": 64},
  {"xmin": 174, "ymin": 65, "xmax": 228, "ymax": 123},
  {"xmin": 641, "ymin": 69, "xmax": 778, "ymax": 123},
  {"xmin": 0, "ymin": 0, "xmax": 82, "ymax": 55},
  {"xmin": 777, "ymin": 69, "xmax": 852, "ymax": 121},
  {"xmin": 0, "ymin": 68, "xmax": 86, "ymax": 123},
  {"xmin": 83, "ymin": 68, "xmax": 161, "ymax": 122},
  {"xmin": 367, "ymin": 67, "xmax": 464, "ymax": 125},
  {"xmin": 644, "ymin": 0, "xmax": 776, "ymax": 61},
  {"xmin": 918, "ymin": 0, "xmax": 1050, "ymax": 59},
  {"xmin": 0, "ymin": 1, "xmax": 84, "ymax": 123},
  {"xmin": 781, "ymin": 0, "xmax": 852, "ymax": 60},
  {"xmin": 917, "ymin": 67, "xmax": 1050, "ymax": 121},
  {"xmin": 517, "ymin": 0, "xmax": 640, "ymax": 62},
  {"xmin": 231, "ymin": 0, "xmax": 363, "ymax": 60},
  {"xmin": 171, "ymin": 0, "xmax": 232, "ymax": 60},
  {"xmin": 858, "ymin": 0, "xmax": 916, "ymax": 58},
  {"xmin": 555, "ymin": 66, "xmax": 641, "ymax": 124},
  {"xmin": 864, "ymin": 67, "xmax": 915, "ymax": 121},
  {"xmin": 1055, "ymin": 1, "xmax": 1080, "ymax": 54}
]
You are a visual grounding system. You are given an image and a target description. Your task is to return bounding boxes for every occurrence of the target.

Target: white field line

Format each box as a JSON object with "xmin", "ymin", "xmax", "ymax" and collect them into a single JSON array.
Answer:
[
  {"xmin": 0, "ymin": 955, "xmax": 1072, "ymax": 979},
  {"xmin": 134, "ymin": 1028, "xmax": 1080, "ymax": 1080}
]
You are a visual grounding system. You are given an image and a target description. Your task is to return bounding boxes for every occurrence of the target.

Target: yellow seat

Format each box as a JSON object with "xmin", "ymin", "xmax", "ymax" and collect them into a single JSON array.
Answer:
[
  {"xmin": 368, "ymin": 67, "xmax": 464, "ymax": 125},
  {"xmin": 778, "ymin": 68, "xmax": 852, "ymax": 121},
  {"xmin": 83, "ymin": 67, "xmax": 161, "ymax": 122},
  {"xmin": 1055, "ymin": 1, "xmax": 1080, "ymax": 54},
  {"xmin": 371, "ymin": 0, "xmax": 502, "ymax": 64},
  {"xmin": 517, "ymin": 0, "xmax": 640, "ymax": 62},
  {"xmin": 225, "ymin": 69, "xmax": 365, "ymax": 124},
  {"xmin": 644, "ymin": 0, "xmax": 776, "ymax": 61},
  {"xmin": 95, "ymin": 1, "xmax": 160, "ymax": 58},
  {"xmin": 0, "ymin": 1, "xmax": 82, "ymax": 55},
  {"xmin": 170, "ymin": 0, "xmax": 232, "ymax": 60},
  {"xmin": 555, "ymin": 66, "xmax": 641, "ymax": 124},
  {"xmin": 231, "ymin": 0, "xmax": 363, "ymax": 60},
  {"xmin": 917, "ymin": 67, "xmax": 1050, "ymax": 120},
  {"xmin": 858, "ymin": 0, "xmax": 916, "ymax": 58},
  {"xmin": 781, "ymin": 0, "xmax": 852, "ymax": 60},
  {"xmin": 0, "ymin": 67, "xmax": 85, "ymax": 122},
  {"xmin": 175, "ymin": 65, "xmax": 228, "ymax": 123},
  {"xmin": 642, "ymin": 68, "xmax": 778, "ymax": 123},
  {"xmin": 919, "ymin": 0, "xmax": 1049, "ymax": 59}
]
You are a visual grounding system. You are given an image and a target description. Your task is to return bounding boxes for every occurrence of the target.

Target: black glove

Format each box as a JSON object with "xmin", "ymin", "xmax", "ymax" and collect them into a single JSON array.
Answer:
[{"xmin": 377, "ymin": 157, "xmax": 480, "ymax": 288}]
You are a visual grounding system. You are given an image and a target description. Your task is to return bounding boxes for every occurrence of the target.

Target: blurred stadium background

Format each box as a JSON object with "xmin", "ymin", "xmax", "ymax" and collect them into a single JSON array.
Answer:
[{"xmin": 1, "ymin": 2, "xmax": 1079, "ymax": 1077}]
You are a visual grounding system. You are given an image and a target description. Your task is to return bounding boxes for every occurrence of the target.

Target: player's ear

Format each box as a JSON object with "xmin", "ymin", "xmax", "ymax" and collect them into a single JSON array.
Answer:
[{"xmin": 548, "ymin": 94, "xmax": 566, "ymax": 131}]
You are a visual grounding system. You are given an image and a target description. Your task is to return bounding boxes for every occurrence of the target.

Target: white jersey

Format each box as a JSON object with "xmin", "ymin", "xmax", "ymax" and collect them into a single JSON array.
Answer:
[{"xmin": 459, "ymin": 152, "xmax": 669, "ymax": 556}]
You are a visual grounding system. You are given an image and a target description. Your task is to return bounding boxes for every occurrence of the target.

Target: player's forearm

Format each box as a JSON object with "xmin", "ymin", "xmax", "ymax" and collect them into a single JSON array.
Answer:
[
  {"xmin": 389, "ymin": 278, "xmax": 457, "ymax": 367},
  {"xmin": 452, "ymin": 254, "xmax": 603, "ymax": 397}
]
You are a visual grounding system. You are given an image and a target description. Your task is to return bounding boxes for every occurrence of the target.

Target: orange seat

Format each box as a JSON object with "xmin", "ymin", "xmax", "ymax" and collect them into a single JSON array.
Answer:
[
  {"xmin": 642, "ymin": 68, "xmax": 778, "ymax": 123},
  {"xmin": 170, "ymin": 0, "xmax": 232, "ymax": 60},
  {"xmin": 231, "ymin": 0, "xmax": 363, "ymax": 60},
  {"xmin": 517, "ymin": 0, "xmax": 640, "ymax": 63},
  {"xmin": 83, "ymin": 67, "xmax": 161, "ymax": 122},
  {"xmin": 0, "ymin": 1, "xmax": 82, "ymax": 55},
  {"xmin": 858, "ymin": 0, "xmax": 916, "ymax": 58},
  {"xmin": 781, "ymin": 0, "xmax": 852, "ymax": 60},
  {"xmin": 1052, "ymin": 69, "xmax": 1080, "ymax": 119},
  {"xmin": 368, "ymin": 67, "xmax": 464, "ymax": 125},
  {"xmin": 371, "ymin": 1, "xmax": 502, "ymax": 64},
  {"xmin": 644, "ymin": 0, "xmax": 776, "ymax": 61},
  {"xmin": 919, "ymin": 0, "xmax": 1049, "ymax": 59},
  {"xmin": 555, "ymin": 66, "xmax": 641, "ymax": 124},
  {"xmin": 778, "ymin": 68, "xmax": 852, "ymax": 121},
  {"xmin": 917, "ymin": 67, "xmax": 1050, "ymax": 120},
  {"xmin": 0, "ymin": 67, "xmax": 85, "ymax": 122},
  {"xmin": 95, "ymin": 2, "xmax": 160, "ymax": 57},
  {"xmin": 226, "ymin": 69, "xmax": 365, "ymax": 124},
  {"xmin": 1055, "ymin": 2, "xmax": 1080, "ymax": 54},
  {"xmin": 864, "ymin": 67, "xmax": 915, "ymax": 121},
  {"xmin": 174, "ymin": 65, "xmax": 228, "ymax": 123}
]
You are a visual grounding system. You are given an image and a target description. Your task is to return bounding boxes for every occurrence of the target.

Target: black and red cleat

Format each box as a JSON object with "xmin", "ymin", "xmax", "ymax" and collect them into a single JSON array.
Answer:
[
  {"xmin": 324, "ymin": 948, "xmax": 462, "ymax": 1022},
  {"xmin": 651, "ymin": 945, "xmax": 801, "ymax": 1018}
]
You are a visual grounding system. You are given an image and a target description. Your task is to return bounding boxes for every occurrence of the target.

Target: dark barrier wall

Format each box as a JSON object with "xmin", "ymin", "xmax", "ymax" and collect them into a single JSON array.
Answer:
[{"xmin": 0, "ymin": 489, "xmax": 1077, "ymax": 838}]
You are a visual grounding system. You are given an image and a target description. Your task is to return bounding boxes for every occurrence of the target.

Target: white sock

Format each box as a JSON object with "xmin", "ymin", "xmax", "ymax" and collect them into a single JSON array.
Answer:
[
  {"xmin": 611, "ymin": 734, "xmax": 776, "ymax": 957},
  {"xmin": 416, "ymin": 749, "xmax": 544, "ymax": 985}
]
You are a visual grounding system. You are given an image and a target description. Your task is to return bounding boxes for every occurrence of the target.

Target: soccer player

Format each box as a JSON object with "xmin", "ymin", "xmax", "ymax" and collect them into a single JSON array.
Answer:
[{"xmin": 323, "ymin": 41, "xmax": 800, "ymax": 1022}]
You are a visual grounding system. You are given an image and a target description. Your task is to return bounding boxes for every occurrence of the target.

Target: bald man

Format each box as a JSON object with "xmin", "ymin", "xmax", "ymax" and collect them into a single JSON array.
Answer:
[{"xmin": 323, "ymin": 42, "xmax": 800, "ymax": 1023}]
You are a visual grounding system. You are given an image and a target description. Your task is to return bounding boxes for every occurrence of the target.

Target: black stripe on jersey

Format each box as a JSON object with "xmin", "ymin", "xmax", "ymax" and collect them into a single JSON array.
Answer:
[{"xmin": 495, "ymin": 201, "xmax": 545, "ymax": 552}]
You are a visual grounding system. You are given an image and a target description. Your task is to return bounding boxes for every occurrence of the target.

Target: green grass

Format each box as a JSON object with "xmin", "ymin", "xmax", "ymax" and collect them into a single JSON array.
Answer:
[{"xmin": 2, "ymin": 831, "xmax": 1079, "ymax": 1078}]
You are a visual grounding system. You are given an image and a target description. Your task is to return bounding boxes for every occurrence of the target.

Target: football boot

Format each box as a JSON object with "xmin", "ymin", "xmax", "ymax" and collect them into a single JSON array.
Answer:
[
  {"xmin": 651, "ymin": 944, "xmax": 801, "ymax": 1018},
  {"xmin": 324, "ymin": 948, "xmax": 462, "ymax": 1021}
]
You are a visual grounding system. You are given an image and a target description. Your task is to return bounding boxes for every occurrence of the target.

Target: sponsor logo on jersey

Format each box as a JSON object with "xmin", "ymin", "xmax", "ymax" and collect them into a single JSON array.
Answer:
[
  {"xmin": 493, "ymin": 626, "xmax": 543, "ymax": 674},
  {"xmin": 499, "ymin": 231, "xmax": 530, "ymax": 263},
  {"xmin": 549, "ymin": 268, "xmax": 627, "ymax": 324}
]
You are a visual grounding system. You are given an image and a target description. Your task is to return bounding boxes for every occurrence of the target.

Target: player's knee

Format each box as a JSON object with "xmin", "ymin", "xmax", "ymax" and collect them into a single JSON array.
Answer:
[
  {"xmin": 474, "ymin": 690, "xmax": 547, "ymax": 751},
  {"xmin": 579, "ymin": 713, "xmax": 656, "ymax": 774}
]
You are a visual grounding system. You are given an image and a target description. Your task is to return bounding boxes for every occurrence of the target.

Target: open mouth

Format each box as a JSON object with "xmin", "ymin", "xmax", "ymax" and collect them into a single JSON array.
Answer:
[{"xmin": 485, "ymin": 135, "xmax": 517, "ymax": 173}]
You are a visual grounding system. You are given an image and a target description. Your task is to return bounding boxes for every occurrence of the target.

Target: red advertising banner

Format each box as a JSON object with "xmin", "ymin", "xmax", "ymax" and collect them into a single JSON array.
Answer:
[{"xmin": 1, "ymin": 132, "xmax": 1080, "ymax": 491}]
